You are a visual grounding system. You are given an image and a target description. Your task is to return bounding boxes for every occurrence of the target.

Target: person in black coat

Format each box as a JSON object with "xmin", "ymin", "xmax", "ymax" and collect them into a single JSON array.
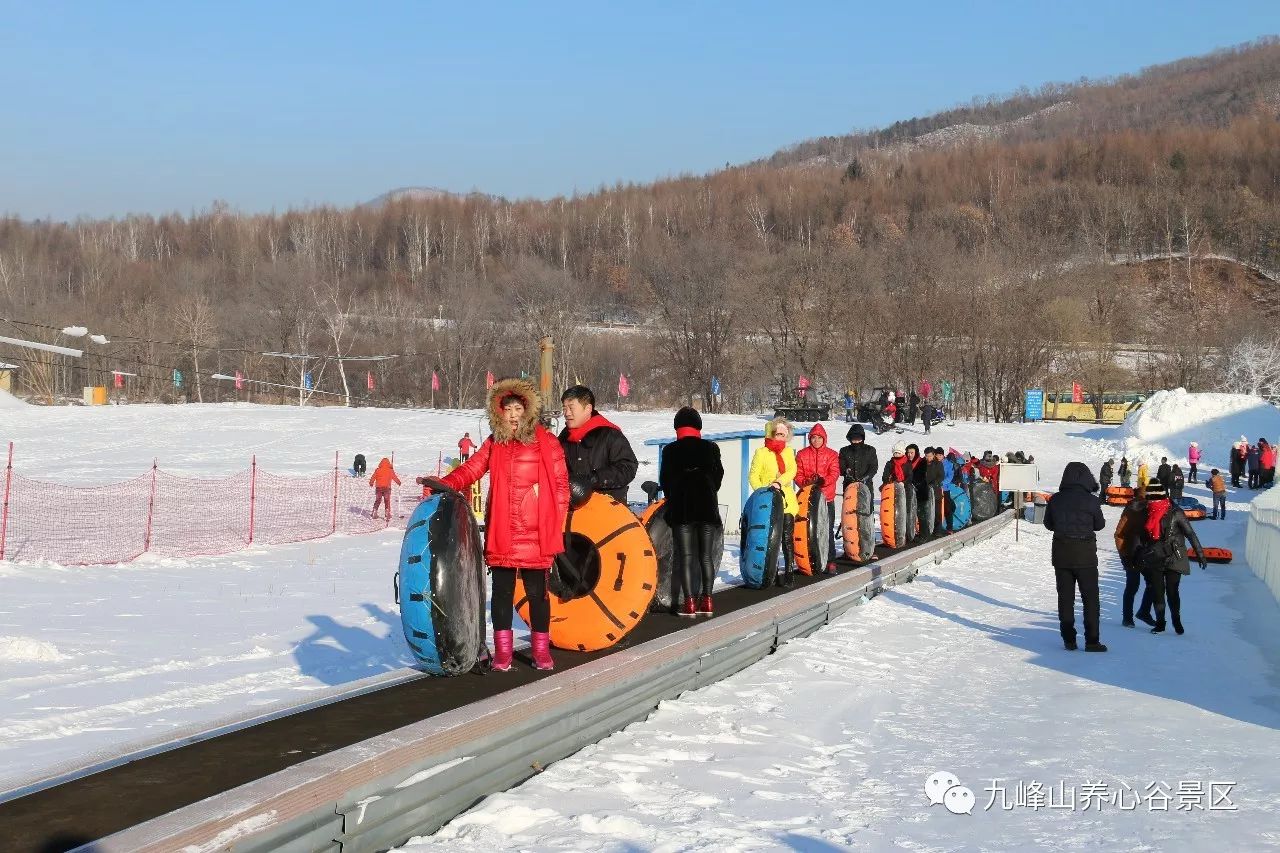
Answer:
[
  {"xmin": 925, "ymin": 447, "xmax": 946, "ymax": 533},
  {"xmin": 1043, "ymin": 461, "xmax": 1107, "ymax": 652},
  {"xmin": 558, "ymin": 385, "xmax": 639, "ymax": 504},
  {"xmin": 1156, "ymin": 457, "xmax": 1173, "ymax": 493},
  {"xmin": 659, "ymin": 407, "xmax": 724, "ymax": 617},
  {"xmin": 907, "ymin": 391, "xmax": 920, "ymax": 425},
  {"xmin": 1126, "ymin": 481, "xmax": 1207, "ymax": 635},
  {"xmin": 1170, "ymin": 464, "xmax": 1185, "ymax": 501},
  {"xmin": 1099, "ymin": 459, "xmax": 1114, "ymax": 491},
  {"xmin": 839, "ymin": 423, "xmax": 879, "ymax": 505}
]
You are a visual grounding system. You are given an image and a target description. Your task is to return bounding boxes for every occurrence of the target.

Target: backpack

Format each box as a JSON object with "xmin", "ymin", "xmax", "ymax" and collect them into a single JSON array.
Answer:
[{"xmin": 1133, "ymin": 509, "xmax": 1175, "ymax": 573}]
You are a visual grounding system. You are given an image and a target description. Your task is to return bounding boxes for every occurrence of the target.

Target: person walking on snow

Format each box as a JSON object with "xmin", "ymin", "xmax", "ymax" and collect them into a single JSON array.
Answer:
[
  {"xmin": 1260, "ymin": 438, "xmax": 1276, "ymax": 487},
  {"xmin": 1209, "ymin": 469, "xmax": 1228, "ymax": 519},
  {"xmin": 1118, "ymin": 457, "xmax": 1131, "ymax": 488},
  {"xmin": 659, "ymin": 407, "xmax": 724, "ymax": 617},
  {"xmin": 795, "ymin": 422, "xmax": 841, "ymax": 574},
  {"xmin": 921, "ymin": 399, "xmax": 937, "ymax": 434},
  {"xmin": 1187, "ymin": 442, "xmax": 1200, "ymax": 483},
  {"xmin": 1114, "ymin": 494, "xmax": 1153, "ymax": 628},
  {"xmin": 749, "ymin": 418, "xmax": 800, "ymax": 587},
  {"xmin": 843, "ymin": 393, "xmax": 855, "ymax": 423},
  {"xmin": 1043, "ymin": 461, "xmax": 1107, "ymax": 652},
  {"xmin": 1126, "ymin": 481, "xmax": 1207, "ymax": 635},
  {"xmin": 369, "ymin": 457, "xmax": 401, "ymax": 521},
  {"xmin": 1137, "ymin": 460, "xmax": 1150, "ymax": 493},
  {"xmin": 559, "ymin": 385, "xmax": 639, "ymax": 505},
  {"xmin": 437, "ymin": 379, "xmax": 570, "ymax": 672},
  {"xmin": 458, "ymin": 432, "xmax": 476, "ymax": 462},
  {"xmin": 1170, "ymin": 464, "xmax": 1185, "ymax": 501},
  {"xmin": 1248, "ymin": 442, "xmax": 1262, "ymax": 489},
  {"xmin": 1099, "ymin": 458, "xmax": 1114, "ymax": 491},
  {"xmin": 1156, "ymin": 457, "xmax": 1173, "ymax": 494}
]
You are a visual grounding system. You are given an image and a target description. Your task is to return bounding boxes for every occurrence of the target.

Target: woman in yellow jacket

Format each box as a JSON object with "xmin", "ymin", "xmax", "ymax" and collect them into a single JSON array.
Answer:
[
  {"xmin": 1137, "ymin": 460, "xmax": 1150, "ymax": 493},
  {"xmin": 749, "ymin": 417, "xmax": 799, "ymax": 587}
]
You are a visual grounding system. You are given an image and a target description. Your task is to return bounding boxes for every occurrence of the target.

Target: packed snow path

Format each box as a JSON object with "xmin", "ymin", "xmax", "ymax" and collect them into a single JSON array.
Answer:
[{"xmin": 399, "ymin": 508, "xmax": 1280, "ymax": 851}]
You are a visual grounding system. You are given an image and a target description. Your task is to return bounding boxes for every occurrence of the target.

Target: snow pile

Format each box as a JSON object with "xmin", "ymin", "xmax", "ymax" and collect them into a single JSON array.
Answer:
[
  {"xmin": 1106, "ymin": 388, "xmax": 1280, "ymax": 469},
  {"xmin": 0, "ymin": 388, "xmax": 30, "ymax": 410},
  {"xmin": 0, "ymin": 635, "xmax": 69, "ymax": 662}
]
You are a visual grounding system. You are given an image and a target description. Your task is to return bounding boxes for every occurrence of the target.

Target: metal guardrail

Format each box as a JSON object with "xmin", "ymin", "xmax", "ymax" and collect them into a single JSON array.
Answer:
[{"xmin": 83, "ymin": 511, "xmax": 1012, "ymax": 853}]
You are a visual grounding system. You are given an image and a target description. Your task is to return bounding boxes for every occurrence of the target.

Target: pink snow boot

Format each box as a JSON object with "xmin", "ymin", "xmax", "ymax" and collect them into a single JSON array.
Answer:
[
  {"xmin": 531, "ymin": 631, "xmax": 555, "ymax": 671},
  {"xmin": 492, "ymin": 630, "xmax": 514, "ymax": 672}
]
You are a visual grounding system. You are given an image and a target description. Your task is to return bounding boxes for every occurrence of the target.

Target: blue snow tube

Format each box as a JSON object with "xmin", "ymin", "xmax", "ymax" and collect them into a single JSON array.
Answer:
[
  {"xmin": 396, "ymin": 489, "xmax": 487, "ymax": 676},
  {"xmin": 948, "ymin": 484, "xmax": 972, "ymax": 529},
  {"xmin": 739, "ymin": 487, "xmax": 784, "ymax": 589}
]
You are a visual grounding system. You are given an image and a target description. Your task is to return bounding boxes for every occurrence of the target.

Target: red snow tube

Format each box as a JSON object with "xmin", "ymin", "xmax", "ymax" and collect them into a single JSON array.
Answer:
[
  {"xmin": 1188, "ymin": 547, "xmax": 1232, "ymax": 564},
  {"xmin": 1184, "ymin": 507, "xmax": 1207, "ymax": 520}
]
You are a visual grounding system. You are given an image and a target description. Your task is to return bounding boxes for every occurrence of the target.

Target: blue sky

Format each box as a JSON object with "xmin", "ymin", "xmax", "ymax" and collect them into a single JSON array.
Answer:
[{"xmin": 1, "ymin": 1, "xmax": 1274, "ymax": 220}]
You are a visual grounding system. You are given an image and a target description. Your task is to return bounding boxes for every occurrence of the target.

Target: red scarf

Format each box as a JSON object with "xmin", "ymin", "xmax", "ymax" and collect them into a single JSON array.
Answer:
[
  {"xmin": 892, "ymin": 455, "xmax": 911, "ymax": 481},
  {"xmin": 1145, "ymin": 498, "xmax": 1171, "ymax": 540},
  {"xmin": 675, "ymin": 426, "xmax": 701, "ymax": 440},
  {"xmin": 764, "ymin": 437, "xmax": 789, "ymax": 475},
  {"xmin": 565, "ymin": 412, "xmax": 621, "ymax": 443}
]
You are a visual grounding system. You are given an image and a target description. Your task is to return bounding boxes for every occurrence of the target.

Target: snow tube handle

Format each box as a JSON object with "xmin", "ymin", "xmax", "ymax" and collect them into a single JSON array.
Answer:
[{"xmin": 393, "ymin": 571, "xmax": 400, "ymax": 605}]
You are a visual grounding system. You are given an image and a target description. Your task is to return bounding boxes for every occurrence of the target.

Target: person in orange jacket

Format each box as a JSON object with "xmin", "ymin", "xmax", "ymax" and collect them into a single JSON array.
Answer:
[
  {"xmin": 369, "ymin": 457, "xmax": 401, "ymax": 521},
  {"xmin": 458, "ymin": 432, "xmax": 476, "ymax": 461},
  {"xmin": 795, "ymin": 422, "xmax": 840, "ymax": 574}
]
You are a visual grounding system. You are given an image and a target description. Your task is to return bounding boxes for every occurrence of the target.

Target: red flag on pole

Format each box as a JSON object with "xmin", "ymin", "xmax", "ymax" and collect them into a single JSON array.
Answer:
[
  {"xmin": 486, "ymin": 370, "xmax": 495, "ymax": 389},
  {"xmin": 234, "ymin": 371, "xmax": 244, "ymax": 390},
  {"xmin": 366, "ymin": 371, "xmax": 375, "ymax": 391},
  {"xmin": 113, "ymin": 372, "xmax": 124, "ymax": 389},
  {"xmin": 1071, "ymin": 382, "xmax": 1083, "ymax": 404},
  {"xmin": 431, "ymin": 371, "xmax": 441, "ymax": 391},
  {"xmin": 618, "ymin": 373, "xmax": 630, "ymax": 398}
]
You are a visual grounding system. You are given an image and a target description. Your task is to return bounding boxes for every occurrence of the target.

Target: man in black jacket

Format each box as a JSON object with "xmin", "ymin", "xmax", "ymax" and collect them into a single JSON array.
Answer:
[
  {"xmin": 1043, "ymin": 461, "xmax": 1107, "ymax": 652},
  {"xmin": 1156, "ymin": 457, "xmax": 1173, "ymax": 494},
  {"xmin": 839, "ymin": 424, "xmax": 879, "ymax": 496},
  {"xmin": 558, "ymin": 385, "xmax": 639, "ymax": 504},
  {"xmin": 926, "ymin": 447, "xmax": 947, "ymax": 533}
]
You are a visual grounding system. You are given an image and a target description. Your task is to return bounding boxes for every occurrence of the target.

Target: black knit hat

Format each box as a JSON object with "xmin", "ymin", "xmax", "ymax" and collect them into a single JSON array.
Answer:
[
  {"xmin": 674, "ymin": 406, "xmax": 702, "ymax": 431},
  {"xmin": 847, "ymin": 423, "xmax": 865, "ymax": 442},
  {"xmin": 1144, "ymin": 481, "xmax": 1168, "ymax": 499}
]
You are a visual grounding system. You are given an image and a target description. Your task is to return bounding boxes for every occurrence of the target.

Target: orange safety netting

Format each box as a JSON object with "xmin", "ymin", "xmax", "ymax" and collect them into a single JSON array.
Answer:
[{"xmin": 0, "ymin": 461, "xmax": 427, "ymax": 565}]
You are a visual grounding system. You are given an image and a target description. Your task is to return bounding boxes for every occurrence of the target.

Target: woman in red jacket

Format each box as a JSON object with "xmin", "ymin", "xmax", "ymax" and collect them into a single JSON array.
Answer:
[
  {"xmin": 441, "ymin": 379, "xmax": 570, "ymax": 672},
  {"xmin": 795, "ymin": 422, "xmax": 841, "ymax": 574}
]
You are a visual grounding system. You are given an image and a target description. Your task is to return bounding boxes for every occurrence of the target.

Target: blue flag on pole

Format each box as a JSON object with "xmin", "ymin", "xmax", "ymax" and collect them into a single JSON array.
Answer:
[
  {"xmin": 711, "ymin": 376, "xmax": 721, "ymax": 396},
  {"xmin": 173, "ymin": 369, "xmax": 183, "ymax": 388},
  {"xmin": 304, "ymin": 372, "xmax": 313, "ymax": 391}
]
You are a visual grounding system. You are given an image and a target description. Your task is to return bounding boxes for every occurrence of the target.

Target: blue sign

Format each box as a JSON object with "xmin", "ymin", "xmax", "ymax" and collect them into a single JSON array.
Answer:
[
  {"xmin": 1025, "ymin": 389, "xmax": 1045, "ymax": 421},
  {"xmin": 711, "ymin": 376, "xmax": 721, "ymax": 396},
  {"xmin": 173, "ymin": 369, "xmax": 183, "ymax": 388},
  {"xmin": 304, "ymin": 372, "xmax": 314, "ymax": 391}
]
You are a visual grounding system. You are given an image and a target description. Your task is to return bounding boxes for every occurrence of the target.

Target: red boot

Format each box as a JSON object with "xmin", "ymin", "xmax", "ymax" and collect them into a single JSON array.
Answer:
[
  {"xmin": 531, "ymin": 631, "xmax": 555, "ymax": 671},
  {"xmin": 492, "ymin": 629, "xmax": 513, "ymax": 672},
  {"xmin": 680, "ymin": 597, "xmax": 698, "ymax": 617},
  {"xmin": 697, "ymin": 594, "xmax": 714, "ymax": 616}
]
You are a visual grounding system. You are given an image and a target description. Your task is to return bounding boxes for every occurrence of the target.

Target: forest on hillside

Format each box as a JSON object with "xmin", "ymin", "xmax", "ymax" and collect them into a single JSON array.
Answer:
[{"xmin": 1, "ymin": 40, "xmax": 1279, "ymax": 419}]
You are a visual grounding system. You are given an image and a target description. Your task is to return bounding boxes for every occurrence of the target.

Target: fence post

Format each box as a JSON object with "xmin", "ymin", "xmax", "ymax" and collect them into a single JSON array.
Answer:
[
  {"xmin": 331, "ymin": 451, "xmax": 339, "ymax": 534},
  {"xmin": 248, "ymin": 455, "xmax": 257, "ymax": 544},
  {"xmin": 0, "ymin": 442, "xmax": 12, "ymax": 561},
  {"xmin": 144, "ymin": 459, "xmax": 157, "ymax": 552}
]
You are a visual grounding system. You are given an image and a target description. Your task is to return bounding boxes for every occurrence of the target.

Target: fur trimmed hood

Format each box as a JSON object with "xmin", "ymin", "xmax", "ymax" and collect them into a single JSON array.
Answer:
[{"xmin": 487, "ymin": 378, "xmax": 541, "ymax": 444}]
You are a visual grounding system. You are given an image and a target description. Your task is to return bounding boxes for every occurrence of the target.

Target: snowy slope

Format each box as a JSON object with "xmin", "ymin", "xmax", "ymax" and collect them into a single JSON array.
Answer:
[
  {"xmin": 397, "ymin": 480, "xmax": 1280, "ymax": 852},
  {"xmin": 0, "ymin": 403, "xmax": 1099, "ymax": 790},
  {"xmin": 1097, "ymin": 388, "xmax": 1280, "ymax": 473}
]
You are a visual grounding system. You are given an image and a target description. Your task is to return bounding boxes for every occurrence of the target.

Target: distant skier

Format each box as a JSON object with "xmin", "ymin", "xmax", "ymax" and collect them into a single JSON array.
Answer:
[
  {"xmin": 353, "ymin": 453, "xmax": 367, "ymax": 478},
  {"xmin": 1187, "ymin": 442, "xmax": 1200, "ymax": 483},
  {"xmin": 369, "ymin": 457, "xmax": 401, "ymax": 521},
  {"xmin": 458, "ymin": 432, "xmax": 476, "ymax": 462},
  {"xmin": 921, "ymin": 399, "xmax": 937, "ymax": 435}
]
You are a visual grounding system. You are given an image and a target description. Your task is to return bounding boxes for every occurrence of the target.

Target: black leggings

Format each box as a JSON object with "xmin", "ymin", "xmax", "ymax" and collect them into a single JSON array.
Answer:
[
  {"xmin": 490, "ymin": 567, "xmax": 550, "ymax": 632},
  {"xmin": 672, "ymin": 523, "xmax": 718, "ymax": 600}
]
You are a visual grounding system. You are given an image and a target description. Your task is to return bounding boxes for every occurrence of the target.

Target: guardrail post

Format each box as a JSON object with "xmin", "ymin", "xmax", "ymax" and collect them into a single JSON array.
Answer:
[
  {"xmin": 248, "ymin": 455, "xmax": 257, "ymax": 544},
  {"xmin": 0, "ymin": 441, "xmax": 12, "ymax": 560},
  {"xmin": 144, "ymin": 459, "xmax": 157, "ymax": 552}
]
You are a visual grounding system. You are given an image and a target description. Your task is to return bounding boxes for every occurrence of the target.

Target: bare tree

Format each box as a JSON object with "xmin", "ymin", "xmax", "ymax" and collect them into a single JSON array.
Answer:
[{"xmin": 174, "ymin": 294, "xmax": 216, "ymax": 403}]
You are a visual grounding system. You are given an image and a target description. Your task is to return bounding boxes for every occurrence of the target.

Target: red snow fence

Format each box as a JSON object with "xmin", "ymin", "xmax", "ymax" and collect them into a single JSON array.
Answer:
[{"xmin": 0, "ymin": 444, "xmax": 421, "ymax": 565}]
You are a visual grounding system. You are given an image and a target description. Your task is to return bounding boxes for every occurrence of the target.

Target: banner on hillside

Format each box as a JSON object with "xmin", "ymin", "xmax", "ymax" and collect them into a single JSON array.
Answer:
[
  {"xmin": 366, "ymin": 371, "xmax": 375, "ymax": 391},
  {"xmin": 618, "ymin": 373, "xmax": 630, "ymax": 398},
  {"xmin": 942, "ymin": 380, "xmax": 954, "ymax": 403},
  {"xmin": 303, "ymin": 372, "xmax": 313, "ymax": 391},
  {"xmin": 234, "ymin": 371, "xmax": 244, "ymax": 390},
  {"xmin": 431, "ymin": 371, "xmax": 441, "ymax": 391},
  {"xmin": 1072, "ymin": 382, "xmax": 1083, "ymax": 404},
  {"xmin": 485, "ymin": 370, "xmax": 495, "ymax": 389}
]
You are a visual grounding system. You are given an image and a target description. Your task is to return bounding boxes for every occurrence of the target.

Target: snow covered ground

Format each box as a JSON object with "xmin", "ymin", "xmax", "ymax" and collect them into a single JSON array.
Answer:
[
  {"xmin": 397, "ymin": 479, "xmax": 1280, "ymax": 851},
  {"xmin": 0, "ymin": 400, "xmax": 1092, "ymax": 790}
]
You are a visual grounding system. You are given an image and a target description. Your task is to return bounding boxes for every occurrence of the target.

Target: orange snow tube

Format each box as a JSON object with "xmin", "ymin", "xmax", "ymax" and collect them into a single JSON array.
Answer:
[
  {"xmin": 1104, "ymin": 486, "xmax": 1135, "ymax": 507},
  {"xmin": 516, "ymin": 493, "xmax": 658, "ymax": 652},
  {"xmin": 1188, "ymin": 547, "xmax": 1233, "ymax": 564},
  {"xmin": 792, "ymin": 484, "xmax": 832, "ymax": 575},
  {"xmin": 1183, "ymin": 507, "xmax": 1207, "ymax": 520}
]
